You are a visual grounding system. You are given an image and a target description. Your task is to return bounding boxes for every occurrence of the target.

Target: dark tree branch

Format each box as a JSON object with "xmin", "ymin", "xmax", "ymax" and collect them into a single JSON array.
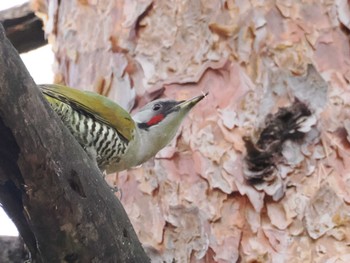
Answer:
[
  {"xmin": 0, "ymin": 23, "xmax": 150, "ymax": 263},
  {"xmin": 0, "ymin": 2, "xmax": 47, "ymax": 53}
]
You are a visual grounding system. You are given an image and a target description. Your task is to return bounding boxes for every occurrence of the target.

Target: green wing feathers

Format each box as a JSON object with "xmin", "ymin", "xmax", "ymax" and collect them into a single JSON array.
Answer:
[{"xmin": 39, "ymin": 84, "xmax": 135, "ymax": 141}]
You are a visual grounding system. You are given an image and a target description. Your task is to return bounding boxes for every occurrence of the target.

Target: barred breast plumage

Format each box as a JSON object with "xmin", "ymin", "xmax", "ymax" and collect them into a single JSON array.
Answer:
[{"xmin": 48, "ymin": 98, "xmax": 130, "ymax": 169}]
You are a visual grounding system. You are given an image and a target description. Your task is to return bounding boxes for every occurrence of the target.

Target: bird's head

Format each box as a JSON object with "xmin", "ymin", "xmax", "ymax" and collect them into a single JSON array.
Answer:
[{"xmin": 130, "ymin": 92, "xmax": 208, "ymax": 164}]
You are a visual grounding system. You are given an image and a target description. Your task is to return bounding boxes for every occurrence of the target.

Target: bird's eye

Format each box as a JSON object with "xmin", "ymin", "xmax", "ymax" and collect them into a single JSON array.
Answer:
[{"xmin": 153, "ymin": 103, "xmax": 162, "ymax": 111}]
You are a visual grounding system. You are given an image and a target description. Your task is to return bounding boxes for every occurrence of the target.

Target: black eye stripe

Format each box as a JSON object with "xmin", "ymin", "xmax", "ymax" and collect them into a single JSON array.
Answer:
[{"xmin": 153, "ymin": 101, "xmax": 179, "ymax": 113}]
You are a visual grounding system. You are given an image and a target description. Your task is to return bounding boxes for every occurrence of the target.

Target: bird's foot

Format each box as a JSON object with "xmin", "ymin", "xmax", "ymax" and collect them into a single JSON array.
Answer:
[{"xmin": 110, "ymin": 185, "xmax": 122, "ymax": 199}]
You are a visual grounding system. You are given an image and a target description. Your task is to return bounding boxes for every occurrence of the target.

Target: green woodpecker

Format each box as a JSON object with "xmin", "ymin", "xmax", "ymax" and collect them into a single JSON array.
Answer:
[{"xmin": 40, "ymin": 84, "xmax": 207, "ymax": 173}]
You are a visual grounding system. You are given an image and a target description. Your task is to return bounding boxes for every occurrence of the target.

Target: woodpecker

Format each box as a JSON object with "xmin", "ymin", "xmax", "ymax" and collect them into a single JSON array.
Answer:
[{"xmin": 40, "ymin": 84, "xmax": 207, "ymax": 173}]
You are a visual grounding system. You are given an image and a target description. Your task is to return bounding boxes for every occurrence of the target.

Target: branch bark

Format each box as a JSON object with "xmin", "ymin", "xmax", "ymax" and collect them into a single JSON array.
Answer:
[
  {"xmin": 0, "ymin": 23, "xmax": 149, "ymax": 263},
  {"xmin": 0, "ymin": 236, "xmax": 28, "ymax": 262},
  {"xmin": 0, "ymin": 2, "xmax": 47, "ymax": 53}
]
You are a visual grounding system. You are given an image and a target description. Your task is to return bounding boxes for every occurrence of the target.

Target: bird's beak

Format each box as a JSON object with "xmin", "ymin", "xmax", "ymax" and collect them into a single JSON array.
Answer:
[{"xmin": 176, "ymin": 92, "xmax": 208, "ymax": 111}]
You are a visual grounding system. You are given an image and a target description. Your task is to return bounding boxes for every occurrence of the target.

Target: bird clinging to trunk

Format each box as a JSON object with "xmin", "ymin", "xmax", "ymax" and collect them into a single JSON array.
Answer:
[{"xmin": 40, "ymin": 84, "xmax": 207, "ymax": 173}]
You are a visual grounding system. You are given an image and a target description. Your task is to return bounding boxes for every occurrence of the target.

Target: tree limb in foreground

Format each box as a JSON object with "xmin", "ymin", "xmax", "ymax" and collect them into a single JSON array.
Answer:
[{"xmin": 0, "ymin": 23, "xmax": 149, "ymax": 263}]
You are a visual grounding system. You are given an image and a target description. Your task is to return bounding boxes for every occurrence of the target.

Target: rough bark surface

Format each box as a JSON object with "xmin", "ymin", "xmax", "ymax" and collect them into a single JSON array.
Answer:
[
  {"xmin": 0, "ymin": 24, "xmax": 149, "ymax": 263},
  {"xmin": 34, "ymin": 0, "xmax": 350, "ymax": 262},
  {"xmin": 0, "ymin": 2, "xmax": 47, "ymax": 53},
  {"xmin": 0, "ymin": 236, "xmax": 28, "ymax": 262}
]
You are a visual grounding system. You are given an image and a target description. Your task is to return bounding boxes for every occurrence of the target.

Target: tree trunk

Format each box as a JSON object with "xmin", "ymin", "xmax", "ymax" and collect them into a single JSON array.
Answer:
[
  {"xmin": 32, "ymin": 0, "xmax": 350, "ymax": 262},
  {"xmin": 0, "ymin": 23, "xmax": 149, "ymax": 263}
]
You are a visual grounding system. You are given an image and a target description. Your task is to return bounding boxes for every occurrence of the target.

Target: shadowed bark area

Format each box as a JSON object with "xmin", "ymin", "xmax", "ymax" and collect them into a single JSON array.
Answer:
[
  {"xmin": 0, "ymin": 236, "xmax": 28, "ymax": 262},
  {"xmin": 0, "ymin": 2, "xmax": 47, "ymax": 53},
  {"xmin": 0, "ymin": 24, "xmax": 149, "ymax": 263}
]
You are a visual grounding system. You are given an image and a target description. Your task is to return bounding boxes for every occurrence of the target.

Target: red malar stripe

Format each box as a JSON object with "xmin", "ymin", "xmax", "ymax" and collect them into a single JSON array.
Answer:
[{"xmin": 147, "ymin": 114, "xmax": 164, "ymax": 126}]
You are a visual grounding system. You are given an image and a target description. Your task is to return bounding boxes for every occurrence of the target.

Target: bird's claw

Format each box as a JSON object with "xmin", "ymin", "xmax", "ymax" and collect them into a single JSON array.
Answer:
[{"xmin": 107, "ymin": 184, "xmax": 122, "ymax": 199}]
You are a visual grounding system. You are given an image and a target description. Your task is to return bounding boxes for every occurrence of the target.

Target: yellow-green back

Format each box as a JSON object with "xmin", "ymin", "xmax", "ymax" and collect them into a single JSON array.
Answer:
[{"xmin": 40, "ymin": 84, "xmax": 135, "ymax": 141}]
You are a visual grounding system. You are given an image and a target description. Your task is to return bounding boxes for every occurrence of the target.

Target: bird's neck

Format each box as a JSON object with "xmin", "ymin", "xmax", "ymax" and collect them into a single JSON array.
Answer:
[
  {"xmin": 112, "ymin": 126, "xmax": 156, "ymax": 171},
  {"xmin": 133, "ymin": 126, "xmax": 166, "ymax": 165},
  {"xmin": 115, "ymin": 115, "xmax": 184, "ymax": 172}
]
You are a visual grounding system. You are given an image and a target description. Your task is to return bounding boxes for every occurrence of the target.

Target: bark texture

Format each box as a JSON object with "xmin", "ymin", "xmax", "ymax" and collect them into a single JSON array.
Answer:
[
  {"xmin": 0, "ymin": 2, "xmax": 47, "ymax": 53},
  {"xmin": 34, "ymin": 0, "xmax": 350, "ymax": 262},
  {"xmin": 0, "ymin": 236, "xmax": 28, "ymax": 262},
  {"xmin": 0, "ymin": 23, "xmax": 149, "ymax": 263}
]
